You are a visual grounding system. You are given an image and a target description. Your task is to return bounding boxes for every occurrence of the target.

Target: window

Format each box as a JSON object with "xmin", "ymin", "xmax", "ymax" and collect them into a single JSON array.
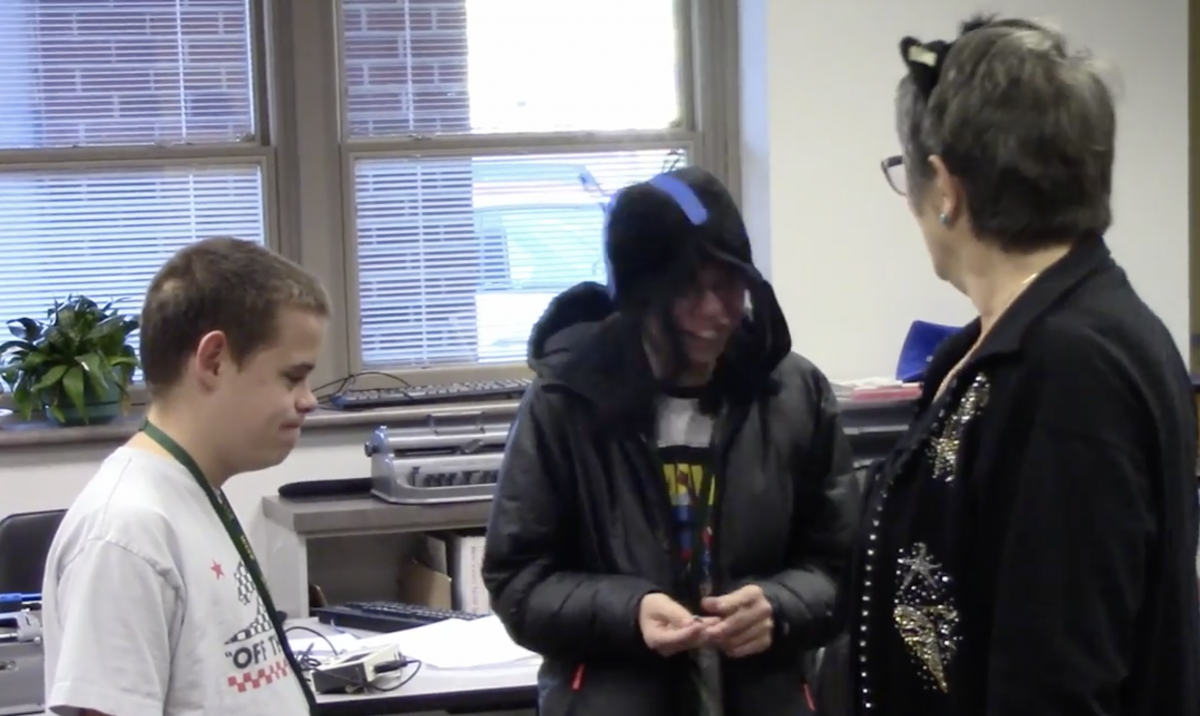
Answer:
[
  {"xmin": 0, "ymin": 0, "xmax": 733, "ymax": 393},
  {"xmin": 0, "ymin": 0, "xmax": 268, "ymax": 367},
  {"xmin": 341, "ymin": 0, "xmax": 696, "ymax": 369}
]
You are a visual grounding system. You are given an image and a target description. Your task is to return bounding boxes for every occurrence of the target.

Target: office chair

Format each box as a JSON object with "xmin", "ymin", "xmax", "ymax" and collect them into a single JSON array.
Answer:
[{"xmin": 0, "ymin": 509, "xmax": 66, "ymax": 595}]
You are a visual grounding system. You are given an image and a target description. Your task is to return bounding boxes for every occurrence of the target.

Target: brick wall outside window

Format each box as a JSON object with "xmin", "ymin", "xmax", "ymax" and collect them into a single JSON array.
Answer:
[
  {"xmin": 23, "ymin": 0, "xmax": 254, "ymax": 147},
  {"xmin": 17, "ymin": 0, "xmax": 472, "ymax": 144},
  {"xmin": 342, "ymin": 0, "xmax": 481, "ymax": 364},
  {"xmin": 342, "ymin": 0, "xmax": 470, "ymax": 136}
]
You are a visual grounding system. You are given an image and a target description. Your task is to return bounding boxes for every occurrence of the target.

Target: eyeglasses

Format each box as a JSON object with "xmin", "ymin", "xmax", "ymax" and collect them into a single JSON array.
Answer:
[{"xmin": 881, "ymin": 155, "xmax": 907, "ymax": 196}]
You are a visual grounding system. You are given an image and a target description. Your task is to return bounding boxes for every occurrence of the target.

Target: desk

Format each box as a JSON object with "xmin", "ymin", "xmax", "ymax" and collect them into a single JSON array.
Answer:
[
  {"xmin": 294, "ymin": 620, "xmax": 538, "ymax": 716},
  {"xmin": 318, "ymin": 662, "xmax": 537, "ymax": 716},
  {"xmin": 27, "ymin": 628, "xmax": 537, "ymax": 716},
  {"xmin": 34, "ymin": 671, "xmax": 537, "ymax": 716}
]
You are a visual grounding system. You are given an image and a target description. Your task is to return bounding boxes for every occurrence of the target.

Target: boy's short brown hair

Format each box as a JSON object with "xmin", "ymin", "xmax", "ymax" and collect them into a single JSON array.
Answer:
[{"xmin": 140, "ymin": 237, "xmax": 330, "ymax": 396}]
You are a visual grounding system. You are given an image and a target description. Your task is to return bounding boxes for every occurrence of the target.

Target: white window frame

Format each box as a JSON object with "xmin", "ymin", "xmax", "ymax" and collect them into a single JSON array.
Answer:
[{"xmin": 0, "ymin": 0, "xmax": 279, "ymax": 405}]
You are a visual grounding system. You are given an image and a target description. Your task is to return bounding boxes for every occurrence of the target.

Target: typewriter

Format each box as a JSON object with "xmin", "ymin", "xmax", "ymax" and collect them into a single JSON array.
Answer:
[
  {"xmin": 361, "ymin": 395, "xmax": 916, "ymax": 506},
  {"xmin": 366, "ymin": 408, "xmax": 515, "ymax": 505}
]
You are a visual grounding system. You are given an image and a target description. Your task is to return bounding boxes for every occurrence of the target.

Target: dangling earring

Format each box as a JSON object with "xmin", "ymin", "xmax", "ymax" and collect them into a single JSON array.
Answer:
[{"xmin": 938, "ymin": 212, "xmax": 951, "ymax": 226}]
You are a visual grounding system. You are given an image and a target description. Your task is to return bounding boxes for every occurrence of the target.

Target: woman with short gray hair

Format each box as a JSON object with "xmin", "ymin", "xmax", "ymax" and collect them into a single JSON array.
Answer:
[{"xmin": 840, "ymin": 14, "xmax": 1200, "ymax": 716}]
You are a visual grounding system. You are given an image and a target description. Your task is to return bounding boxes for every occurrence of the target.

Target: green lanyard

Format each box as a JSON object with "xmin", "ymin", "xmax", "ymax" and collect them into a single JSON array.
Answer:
[{"xmin": 141, "ymin": 422, "xmax": 318, "ymax": 715}]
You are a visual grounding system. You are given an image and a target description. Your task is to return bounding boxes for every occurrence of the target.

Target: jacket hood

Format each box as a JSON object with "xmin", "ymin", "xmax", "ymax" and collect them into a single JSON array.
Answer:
[
  {"xmin": 526, "ymin": 280, "xmax": 793, "ymax": 419},
  {"xmin": 526, "ymin": 168, "xmax": 792, "ymax": 421},
  {"xmin": 527, "ymin": 281, "xmax": 618, "ymax": 378},
  {"xmin": 604, "ymin": 166, "xmax": 761, "ymax": 312}
]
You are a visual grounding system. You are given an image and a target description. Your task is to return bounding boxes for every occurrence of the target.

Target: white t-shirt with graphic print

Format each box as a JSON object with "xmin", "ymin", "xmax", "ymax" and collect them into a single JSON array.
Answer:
[{"xmin": 42, "ymin": 447, "xmax": 311, "ymax": 716}]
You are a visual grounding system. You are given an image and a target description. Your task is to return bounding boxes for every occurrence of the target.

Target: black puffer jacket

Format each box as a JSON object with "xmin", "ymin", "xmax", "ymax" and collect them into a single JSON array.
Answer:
[{"xmin": 481, "ymin": 282, "xmax": 857, "ymax": 716}]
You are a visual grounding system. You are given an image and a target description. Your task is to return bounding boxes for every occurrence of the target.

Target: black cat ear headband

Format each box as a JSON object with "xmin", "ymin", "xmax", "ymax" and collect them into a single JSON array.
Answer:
[
  {"xmin": 900, "ymin": 16, "xmax": 994, "ymax": 96},
  {"xmin": 899, "ymin": 36, "xmax": 954, "ymax": 97}
]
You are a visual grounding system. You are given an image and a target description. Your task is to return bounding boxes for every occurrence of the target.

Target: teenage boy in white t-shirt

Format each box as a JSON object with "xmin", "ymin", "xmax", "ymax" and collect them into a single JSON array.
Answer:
[{"xmin": 41, "ymin": 237, "xmax": 330, "ymax": 716}]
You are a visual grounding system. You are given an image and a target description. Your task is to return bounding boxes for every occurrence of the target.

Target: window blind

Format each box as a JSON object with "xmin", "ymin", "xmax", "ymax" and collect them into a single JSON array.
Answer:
[
  {"xmin": 341, "ymin": 0, "xmax": 687, "ymax": 369},
  {"xmin": 0, "ymin": 0, "xmax": 265, "ymax": 378},
  {"xmin": 0, "ymin": 166, "xmax": 266, "ymax": 373},
  {"xmin": 354, "ymin": 149, "xmax": 687, "ymax": 367}
]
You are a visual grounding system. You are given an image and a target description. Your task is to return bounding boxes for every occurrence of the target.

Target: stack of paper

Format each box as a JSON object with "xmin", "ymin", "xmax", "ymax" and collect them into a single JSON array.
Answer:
[{"xmin": 355, "ymin": 615, "xmax": 539, "ymax": 670}]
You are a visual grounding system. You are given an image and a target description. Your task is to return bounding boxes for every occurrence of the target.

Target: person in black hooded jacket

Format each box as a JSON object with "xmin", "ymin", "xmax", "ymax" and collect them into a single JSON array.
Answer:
[{"xmin": 481, "ymin": 166, "xmax": 858, "ymax": 716}]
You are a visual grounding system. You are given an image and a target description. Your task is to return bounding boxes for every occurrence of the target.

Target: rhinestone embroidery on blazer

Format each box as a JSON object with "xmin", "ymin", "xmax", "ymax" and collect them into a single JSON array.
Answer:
[
  {"xmin": 858, "ymin": 372, "xmax": 989, "ymax": 707},
  {"xmin": 893, "ymin": 542, "xmax": 960, "ymax": 693},
  {"xmin": 927, "ymin": 373, "xmax": 990, "ymax": 482}
]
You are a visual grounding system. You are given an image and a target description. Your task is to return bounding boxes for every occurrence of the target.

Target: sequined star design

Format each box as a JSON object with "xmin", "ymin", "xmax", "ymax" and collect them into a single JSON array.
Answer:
[
  {"xmin": 897, "ymin": 543, "xmax": 938, "ymax": 590},
  {"xmin": 893, "ymin": 542, "xmax": 960, "ymax": 694},
  {"xmin": 927, "ymin": 434, "xmax": 959, "ymax": 482},
  {"xmin": 926, "ymin": 373, "xmax": 991, "ymax": 483}
]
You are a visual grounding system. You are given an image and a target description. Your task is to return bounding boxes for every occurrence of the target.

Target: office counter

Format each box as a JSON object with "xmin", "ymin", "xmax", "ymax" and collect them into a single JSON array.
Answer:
[{"xmin": 263, "ymin": 495, "xmax": 490, "ymax": 539}]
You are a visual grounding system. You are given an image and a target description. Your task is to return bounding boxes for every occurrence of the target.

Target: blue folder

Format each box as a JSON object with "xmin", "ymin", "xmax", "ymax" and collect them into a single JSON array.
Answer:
[{"xmin": 896, "ymin": 320, "xmax": 960, "ymax": 383}]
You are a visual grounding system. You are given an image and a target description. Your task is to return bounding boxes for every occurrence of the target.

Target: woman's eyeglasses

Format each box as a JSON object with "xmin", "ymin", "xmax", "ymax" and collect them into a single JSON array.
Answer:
[{"xmin": 881, "ymin": 155, "xmax": 907, "ymax": 196}]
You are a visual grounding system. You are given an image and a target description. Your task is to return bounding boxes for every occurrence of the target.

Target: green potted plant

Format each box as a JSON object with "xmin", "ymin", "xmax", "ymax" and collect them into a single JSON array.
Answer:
[{"xmin": 0, "ymin": 295, "xmax": 140, "ymax": 426}]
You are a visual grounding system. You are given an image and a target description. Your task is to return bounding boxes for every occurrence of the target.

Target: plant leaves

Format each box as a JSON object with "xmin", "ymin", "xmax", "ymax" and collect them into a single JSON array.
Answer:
[
  {"xmin": 89, "ymin": 316, "xmax": 123, "ymax": 341},
  {"xmin": 19, "ymin": 352, "xmax": 47, "ymax": 373},
  {"xmin": 77, "ymin": 352, "xmax": 112, "ymax": 397},
  {"xmin": 56, "ymin": 307, "xmax": 76, "ymax": 332},
  {"xmin": 13, "ymin": 382, "xmax": 32, "ymax": 420},
  {"xmin": 31, "ymin": 364, "xmax": 68, "ymax": 392},
  {"xmin": 62, "ymin": 365, "xmax": 87, "ymax": 420},
  {"xmin": 0, "ymin": 340, "xmax": 36, "ymax": 354},
  {"xmin": 6, "ymin": 318, "xmax": 41, "ymax": 341},
  {"xmin": 6, "ymin": 294, "xmax": 142, "ymax": 422}
]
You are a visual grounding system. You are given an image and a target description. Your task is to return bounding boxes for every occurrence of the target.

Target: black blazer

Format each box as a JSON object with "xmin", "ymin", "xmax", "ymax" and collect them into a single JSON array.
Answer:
[{"xmin": 841, "ymin": 238, "xmax": 1200, "ymax": 716}]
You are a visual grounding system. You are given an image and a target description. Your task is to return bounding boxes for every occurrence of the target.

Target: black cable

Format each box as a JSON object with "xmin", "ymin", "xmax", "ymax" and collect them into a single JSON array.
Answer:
[
  {"xmin": 284, "ymin": 626, "xmax": 423, "ymax": 694},
  {"xmin": 310, "ymin": 376, "xmax": 352, "ymax": 397},
  {"xmin": 366, "ymin": 658, "xmax": 423, "ymax": 692},
  {"xmin": 313, "ymin": 371, "xmax": 412, "ymax": 405},
  {"xmin": 285, "ymin": 625, "xmax": 339, "ymax": 672}
]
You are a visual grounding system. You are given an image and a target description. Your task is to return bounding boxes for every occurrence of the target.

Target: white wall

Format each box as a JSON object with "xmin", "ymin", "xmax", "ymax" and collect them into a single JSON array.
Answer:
[
  {"xmin": 0, "ymin": 429, "xmax": 367, "ymax": 554},
  {"xmin": 740, "ymin": 0, "xmax": 1189, "ymax": 380},
  {"xmin": 0, "ymin": 0, "xmax": 1189, "ymax": 563}
]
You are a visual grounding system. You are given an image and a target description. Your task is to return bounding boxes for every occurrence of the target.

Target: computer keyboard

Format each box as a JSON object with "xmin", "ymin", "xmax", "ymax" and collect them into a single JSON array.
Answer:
[
  {"xmin": 328, "ymin": 379, "xmax": 532, "ymax": 411},
  {"xmin": 313, "ymin": 601, "xmax": 486, "ymax": 633}
]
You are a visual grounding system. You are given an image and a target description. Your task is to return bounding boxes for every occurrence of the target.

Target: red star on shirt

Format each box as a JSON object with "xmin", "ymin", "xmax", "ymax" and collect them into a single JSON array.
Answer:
[{"xmin": 211, "ymin": 561, "xmax": 224, "ymax": 579}]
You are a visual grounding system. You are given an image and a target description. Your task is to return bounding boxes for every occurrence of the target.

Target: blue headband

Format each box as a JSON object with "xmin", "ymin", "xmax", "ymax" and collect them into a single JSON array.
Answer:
[
  {"xmin": 604, "ymin": 173, "xmax": 709, "ymax": 226},
  {"xmin": 603, "ymin": 172, "xmax": 710, "ymax": 299},
  {"xmin": 647, "ymin": 173, "xmax": 708, "ymax": 225}
]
